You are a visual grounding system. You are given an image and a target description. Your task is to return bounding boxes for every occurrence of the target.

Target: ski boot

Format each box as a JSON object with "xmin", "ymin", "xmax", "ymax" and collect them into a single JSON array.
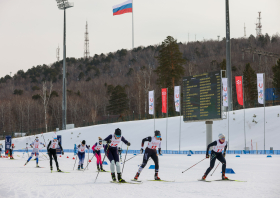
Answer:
[
  {"xmin": 57, "ymin": 168, "xmax": 62, "ymax": 172},
  {"xmin": 50, "ymin": 166, "xmax": 53, "ymax": 172},
  {"xmin": 201, "ymin": 174, "xmax": 207, "ymax": 180},
  {"xmin": 36, "ymin": 163, "xmax": 40, "ymax": 168},
  {"xmin": 154, "ymin": 172, "xmax": 161, "ymax": 180},
  {"xmin": 222, "ymin": 172, "xmax": 228, "ymax": 180},
  {"xmin": 117, "ymin": 173, "xmax": 126, "ymax": 183},
  {"xmin": 111, "ymin": 173, "xmax": 116, "ymax": 182},
  {"xmin": 81, "ymin": 164, "xmax": 84, "ymax": 170},
  {"xmin": 97, "ymin": 164, "xmax": 100, "ymax": 171},
  {"xmin": 100, "ymin": 165, "xmax": 106, "ymax": 172},
  {"xmin": 134, "ymin": 172, "xmax": 140, "ymax": 180},
  {"xmin": 78, "ymin": 165, "xmax": 80, "ymax": 170}
]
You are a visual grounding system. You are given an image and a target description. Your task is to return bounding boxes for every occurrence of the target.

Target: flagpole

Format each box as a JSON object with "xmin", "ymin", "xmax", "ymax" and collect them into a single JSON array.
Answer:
[
  {"xmin": 166, "ymin": 88, "xmax": 168, "ymax": 152},
  {"xmin": 264, "ymin": 73, "xmax": 265, "ymax": 151},
  {"xmin": 242, "ymin": 76, "xmax": 246, "ymax": 149},
  {"xmin": 132, "ymin": 0, "xmax": 134, "ymax": 49}
]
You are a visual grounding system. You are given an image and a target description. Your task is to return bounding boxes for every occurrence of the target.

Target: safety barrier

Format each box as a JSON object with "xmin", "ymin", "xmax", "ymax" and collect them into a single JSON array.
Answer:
[{"xmin": 12, "ymin": 149, "xmax": 280, "ymax": 155}]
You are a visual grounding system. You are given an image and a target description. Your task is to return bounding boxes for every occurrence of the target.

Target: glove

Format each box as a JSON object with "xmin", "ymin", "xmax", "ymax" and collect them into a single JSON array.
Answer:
[
  {"xmin": 62, "ymin": 150, "xmax": 64, "ymax": 155},
  {"xmin": 43, "ymin": 145, "xmax": 45, "ymax": 147},
  {"xmin": 47, "ymin": 149, "xmax": 50, "ymax": 155},
  {"xmin": 127, "ymin": 142, "xmax": 131, "ymax": 146},
  {"xmin": 93, "ymin": 150, "xmax": 95, "ymax": 154},
  {"xmin": 206, "ymin": 154, "xmax": 209, "ymax": 158},
  {"xmin": 140, "ymin": 148, "xmax": 143, "ymax": 154},
  {"xmin": 158, "ymin": 148, "xmax": 162, "ymax": 155},
  {"xmin": 223, "ymin": 152, "xmax": 226, "ymax": 157},
  {"xmin": 107, "ymin": 140, "xmax": 112, "ymax": 144}
]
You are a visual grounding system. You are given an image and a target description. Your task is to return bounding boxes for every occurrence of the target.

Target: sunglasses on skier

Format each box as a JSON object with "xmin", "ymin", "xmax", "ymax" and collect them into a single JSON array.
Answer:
[
  {"xmin": 156, "ymin": 136, "xmax": 161, "ymax": 138},
  {"xmin": 220, "ymin": 138, "xmax": 225, "ymax": 140},
  {"xmin": 115, "ymin": 135, "xmax": 121, "ymax": 137}
]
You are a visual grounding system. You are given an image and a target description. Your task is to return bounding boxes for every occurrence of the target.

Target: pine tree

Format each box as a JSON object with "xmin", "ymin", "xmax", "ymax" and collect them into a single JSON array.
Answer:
[
  {"xmin": 272, "ymin": 59, "xmax": 280, "ymax": 97},
  {"xmin": 107, "ymin": 85, "xmax": 129, "ymax": 115},
  {"xmin": 243, "ymin": 63, "xmax": 257, "ymax": 106},
  {"xmin": 155, "ymin": 36, "xmax": 185, "ymax": 113}
]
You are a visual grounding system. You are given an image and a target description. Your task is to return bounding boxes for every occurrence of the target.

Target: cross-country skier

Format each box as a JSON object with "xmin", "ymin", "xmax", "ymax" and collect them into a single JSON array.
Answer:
[
  {"xmin": 103, "ymin": 128, "xmax": 131, "ymax": 183},
  {"xmin": 77, "ymin": 140, "xmax": 90, "ymax": 170},
  {"xmin": 92, "ymin": 137, "xmax": 106, "ymax": 172},
  {"xmin": 47, "ymin": 134, "xmax": 64, "ymax": 172},
  {"xmin": 0, "ymin": 143, "xmax": 3, "ymax": 157},
  {"xmin": 134, "ymin": 130, "xmax": 162, "ymax": 181},
  {"xmin": 10, "ymin": 143, "xmax": 15, "ymax": 159},
  {"xmin": 202, "ymin": 133, "xmax": 228, "ymax": 180},
  {"xmin": 118, "ymin": 147, "xmax": 122, "ymax": 162},
  {"xmin": 24, "ymin": 137, "xmax": 45, "ymax": 167}
]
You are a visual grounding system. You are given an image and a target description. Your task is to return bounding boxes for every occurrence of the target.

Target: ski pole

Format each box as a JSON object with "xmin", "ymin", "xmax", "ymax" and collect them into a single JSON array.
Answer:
[
  {"xmin": 210, "ymin": 162, "xmax": 220, "ymax": 176},
  {"xmin": 73, "ymin": 155, "xmax": 78, "ymax": 170},
  {"xmin": 121, "ymin": 146, "xmax": 129, "ymax": 174},
  {"xmin": 182, "ymin": 158, "xmax": 206, "ymax": 173},
  {"xmin": 41, "ymin": 133, "xmax": 49, "ymax": 160},
  {"xmin": 124, "ymin": 153, "xmax": 140, "ymax": 163},
  {"xmin": 83, "ymin": 154, "xmax": 95, "ymax": 171},
  {"xmin": 87, "ymin": 149, "xmax": 90, "ymax": 170},
  {"xmin": 94, "ymin": 143, "xmax": 110, "ymax": 183}
]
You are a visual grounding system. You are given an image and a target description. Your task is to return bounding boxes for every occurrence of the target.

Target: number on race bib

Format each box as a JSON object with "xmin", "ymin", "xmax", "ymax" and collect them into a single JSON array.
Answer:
[
  {"xmin": 151, "ymin": 146, "xmax": 157, "ymax": 149},
  {"xmin": 35, "ymin": 145, "xmax": 39, "ymax": 148},
  {"xmin": 110, "ymin": 143, "xmax": 118, "ymax": 147},
  {"xmin": 52, "ymin": 144, "xmax": 56, "ymax": 149},
  {"xmin": 81, "ymin": 149, "xmax": 85, "ymax": 152}
]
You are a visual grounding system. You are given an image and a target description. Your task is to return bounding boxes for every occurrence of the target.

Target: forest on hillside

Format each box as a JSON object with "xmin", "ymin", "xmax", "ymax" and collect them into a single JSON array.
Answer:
[{"xmin": 0, "ymin": 33, "xmax": 280, "ymax": 137}]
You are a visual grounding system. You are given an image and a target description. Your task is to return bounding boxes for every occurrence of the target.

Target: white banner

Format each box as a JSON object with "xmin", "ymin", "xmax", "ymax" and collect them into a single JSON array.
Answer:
[
  {"xmin": 174, "ymin": 86, "xmax": 180, "ymax": 112},
  {"xmin": 149, "ymin": 90, "xmax": 154, "ymax": 115},
  {"xmin": 222, "ymin": 78, "xmax": 228, "ymax": 107},
  {"xmin": 257, "ymin": 73, "xmax": 264, "ymax": 104}
]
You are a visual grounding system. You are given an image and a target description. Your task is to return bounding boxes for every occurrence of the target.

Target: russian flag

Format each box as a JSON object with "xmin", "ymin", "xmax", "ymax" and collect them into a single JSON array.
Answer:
[{"xmin": 113, "ymin": 0, "xmax": 132, "ymax": 16}]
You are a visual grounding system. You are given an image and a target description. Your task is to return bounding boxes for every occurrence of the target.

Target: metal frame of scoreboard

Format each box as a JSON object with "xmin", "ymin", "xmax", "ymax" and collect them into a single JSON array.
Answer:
[{"xmin": 183, "ymin": 70, "xmax": 223, "ymax": 123}]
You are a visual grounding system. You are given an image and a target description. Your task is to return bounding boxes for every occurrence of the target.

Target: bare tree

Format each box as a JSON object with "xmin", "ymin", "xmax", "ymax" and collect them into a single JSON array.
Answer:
[{"xmin": 39, "ymin": 81, "xmax": 53, "ymax": 132}]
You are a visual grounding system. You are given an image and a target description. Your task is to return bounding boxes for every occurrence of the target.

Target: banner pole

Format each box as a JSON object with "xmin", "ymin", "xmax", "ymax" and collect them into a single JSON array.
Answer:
[
  {"xmin": 154, "ymin": 91, "xmax": 155, "ymax": 132},
  {"xmin": 132, "ymin": 0, "xmax": 134, "ymax": 49},
  {"xmin": 179, "ymin": 86, "xmax": 181, "ymax": 152},
  {"xmin": 166, "ymin": 88, "xmax": 168, "ymax": 152},
  {"xmin": 228, "ymin": 111, "xmax": 229, "ymax": 150},
  {"xmin": 242, "ymin": 76, "xmax": 246, "ymax": 149},
  {"xmin": 264, "ymin": 73, "xmax": 265, "ymax": 151}
]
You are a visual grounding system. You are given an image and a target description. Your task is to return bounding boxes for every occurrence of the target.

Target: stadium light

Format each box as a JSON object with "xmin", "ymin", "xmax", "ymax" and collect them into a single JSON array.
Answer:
[{"xmin": 55, "ymin": 0, "xmax": 74, "ymax": 130}]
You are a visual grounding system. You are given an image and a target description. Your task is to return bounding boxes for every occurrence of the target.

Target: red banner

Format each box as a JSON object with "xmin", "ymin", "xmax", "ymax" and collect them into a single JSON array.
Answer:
[
  {"xmin": 235, "ymin": 76, "xmax": 243, "ymax": 106},
  {"xmin": 162, "ymin": 88, "xmax": 167, "ymax": 113}
]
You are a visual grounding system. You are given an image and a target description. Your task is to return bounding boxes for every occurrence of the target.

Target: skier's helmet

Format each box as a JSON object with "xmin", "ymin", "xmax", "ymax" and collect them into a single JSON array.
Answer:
[
  {"xmin": 82, "ymin": 140, "xmax": 86, "ymax": 145},
  {"xmin": 155, "ymin": 130, "xmax": 161, "ymax": 137},
  {"xmin": 98, "ymin": 137, "xmax": 102, "ymax": 142},
  {"xmin": 218, "ymin": 133, "xmax": 225, "ymax": 139},
  {"xmin": 53, "ymin": 134, "xmax": 57, "ymax": 140},
  {"xmin": 115, "ymin": 128, "xmax": 121, "ymax": 137}
]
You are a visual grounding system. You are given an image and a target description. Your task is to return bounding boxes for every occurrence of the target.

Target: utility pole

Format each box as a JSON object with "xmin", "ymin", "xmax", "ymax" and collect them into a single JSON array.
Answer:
[
  {"xmin": 56, "ymin": 45, "xmax": 60, "ymax": 61},
  {"xmin": 217, "ymin": 36, "xmax": 220, "ymax": 41},
  {"xmin": 225, "ymin": 0, "xmax": 232, "ymax": 111},
  {"xmin": 84, "ymin": 21, "xmax": 90, "ymax": 59}
]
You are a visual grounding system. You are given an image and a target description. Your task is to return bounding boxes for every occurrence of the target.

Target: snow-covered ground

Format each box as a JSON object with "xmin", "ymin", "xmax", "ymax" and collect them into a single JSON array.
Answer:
[
  {"xmin": 1, "ymin": 106, "xmax": 280, "ymax": 198},
  {"xmin": 1, "ymin": 105, "xmax": 280, "ymax": 151},
  {"xmin": 0, "ymin": 152, "xmax": 279, "ymax": 198}
]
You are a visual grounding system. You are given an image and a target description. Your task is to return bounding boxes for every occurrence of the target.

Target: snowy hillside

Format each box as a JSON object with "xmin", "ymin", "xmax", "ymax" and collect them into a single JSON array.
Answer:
[{"xmin": 1, "ymin": 105, "xmax": 280, "ymax": 151}]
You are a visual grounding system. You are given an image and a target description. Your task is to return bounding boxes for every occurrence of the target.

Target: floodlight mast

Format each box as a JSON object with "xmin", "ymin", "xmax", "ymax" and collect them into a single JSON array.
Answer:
[{"xmin": 56, "ymin": 0, "xmax": 74, "ymax": 130}]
